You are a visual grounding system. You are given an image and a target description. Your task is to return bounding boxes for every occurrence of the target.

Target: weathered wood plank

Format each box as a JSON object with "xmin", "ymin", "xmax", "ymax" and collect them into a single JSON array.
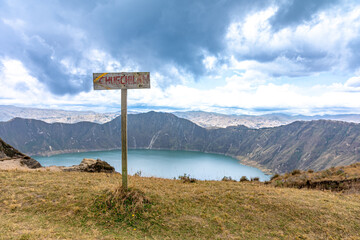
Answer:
[{"xmin": 93, "ymin": 72, "xmax": 150, "ymax": 90}]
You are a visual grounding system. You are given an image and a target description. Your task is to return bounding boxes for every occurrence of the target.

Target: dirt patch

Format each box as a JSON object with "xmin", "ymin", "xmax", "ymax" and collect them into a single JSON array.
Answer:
[{"xmin": 0, "ymin": 158, "xmax": 32, "ymax": 171}]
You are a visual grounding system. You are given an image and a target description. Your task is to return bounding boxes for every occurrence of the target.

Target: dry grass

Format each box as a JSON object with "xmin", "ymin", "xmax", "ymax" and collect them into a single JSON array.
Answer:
[
  {"xmin": 269, "ymin": 162, "xmax": 360, "ymax": 192},
  {"xmin": 1, "ymin": 170, "xmax": 360, "ymax": 239}
]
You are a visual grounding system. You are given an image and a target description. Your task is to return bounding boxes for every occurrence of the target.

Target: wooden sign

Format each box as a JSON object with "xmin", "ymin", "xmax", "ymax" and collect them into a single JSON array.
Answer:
[
  {"xmin": 93, "ymin": 72, "xmax": 150, "ymax": 90},
  {"xmin": 92, "ymin": 71, "xmax": 150, "ymax": 190}
]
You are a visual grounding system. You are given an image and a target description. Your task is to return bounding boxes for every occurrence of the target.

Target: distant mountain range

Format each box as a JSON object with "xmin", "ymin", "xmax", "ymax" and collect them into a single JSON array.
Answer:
[
  {"xmin": 2, "ymin": 105, "xmax": 360, "ymax": 129},
  {"xmin": 173, "ymin": 111, "xmax": 360, "ymax": 129},
  {"xmin": 0, "ymin": 111, "xmax": 359, "ymax": 174},
  {"xmin": 0, "ymin": 105, "xmax": 119, "ymax": 124}
]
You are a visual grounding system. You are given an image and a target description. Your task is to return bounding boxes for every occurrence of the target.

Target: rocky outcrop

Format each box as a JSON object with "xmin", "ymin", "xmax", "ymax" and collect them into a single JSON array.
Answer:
[
  {"xmin": 1, "ymin": 137, "xmax": 113, "ymax": 172},
  {"xmin": 63, "ymin": 158, "xmax": 115, "ymax": 173},
  {"xmin": 19, "ymin": 156, "xmax": 42, "ymax": 169},
  {"xmin": 0, "ymin": 137, "xmax": 25, "ymax": 159},
  {"xmin": 0, "ymin": 137, "xmax": 42, "ymax": 169}
]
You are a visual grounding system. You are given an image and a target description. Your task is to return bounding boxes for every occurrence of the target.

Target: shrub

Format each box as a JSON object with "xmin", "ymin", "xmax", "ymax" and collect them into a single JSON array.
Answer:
[
  {"xmin": 336, "ymin": 169, "xmax": 345, "ymax": 175},
  {"xmin": 222, "ymin": 176, "xmax": 236, "ymax": 182},
  {"xmin": 274, "ymin": 180, "xmax": 283, "ymax": 187},
  {"xmin": 178, "ymin": 174, "xmax": 197, "ymax": 183},
  {"xmin": 291, "ymin": 169, "xmax": 301, "ymax": 175},
  {"xmin": 251, "ymin": 177, "xmax": 260, "ymax": 182},
  {"xmin": 321, "ymin": 169, "xmax": 332, "ymax": 178},
  {"xmin": 307, "ymin": 169, "xmax": 314, "ymax": 173},
  {"xmin": 240, "ymin": 176, "xmax": 249, "ymax": 182},
  {"xmin": 270, "ymin": 174, "xmax": 279, "ymax": 181}
]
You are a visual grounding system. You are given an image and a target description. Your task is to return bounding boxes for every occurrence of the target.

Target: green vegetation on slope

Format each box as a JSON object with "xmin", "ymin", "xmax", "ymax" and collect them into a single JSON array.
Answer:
[{"xmin": 1, "ymin": 170, "xmax": 360, "ymax": 239}]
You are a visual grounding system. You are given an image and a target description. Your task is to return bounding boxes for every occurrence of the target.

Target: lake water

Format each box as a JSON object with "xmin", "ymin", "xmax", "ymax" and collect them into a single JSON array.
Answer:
[{"xmin": 33, "ymin": 149, "xmax": 270, "ymax": 181}]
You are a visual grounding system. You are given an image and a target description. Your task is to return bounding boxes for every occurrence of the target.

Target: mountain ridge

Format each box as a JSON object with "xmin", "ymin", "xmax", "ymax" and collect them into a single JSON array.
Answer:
[
  {"xmin": 0, "ymin": 105, "xmax": 119, "ymax": 124},
  {"xmin": 173, "ymin": 111, "xmax": 360, "ymax": 129},
  {"xmin": 0, "ymin": 111, "xmax": 360, "ymax": 174},
  {"xmin": 2, "ymin": 104, "xmax": 360, "ymax": 128}
]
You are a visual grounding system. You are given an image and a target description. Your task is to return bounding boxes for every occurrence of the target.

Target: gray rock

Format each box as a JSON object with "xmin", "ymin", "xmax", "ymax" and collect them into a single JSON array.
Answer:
[
  {"xmin": 64, "ymin": 158, "xmax": 115, "ymax": 173},
  {"xmin": 0, "ymin": 137, "xmax": 42, "ymax": 169},
  {"xmin": 20, "ymin": 156, "xmax": 42, "ymax": 169}
]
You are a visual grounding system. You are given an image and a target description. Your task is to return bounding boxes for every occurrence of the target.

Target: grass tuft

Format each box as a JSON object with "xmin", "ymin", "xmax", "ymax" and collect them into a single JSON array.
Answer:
[{"xmin": 92, "ymin": 186, "xmax": 151, "ymax": 227}]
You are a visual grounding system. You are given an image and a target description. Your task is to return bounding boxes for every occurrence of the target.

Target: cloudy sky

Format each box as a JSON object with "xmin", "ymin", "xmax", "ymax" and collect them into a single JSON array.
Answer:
[{"xmin": 1, "ymin": 0, "xmax": 360, "ymax": 115}]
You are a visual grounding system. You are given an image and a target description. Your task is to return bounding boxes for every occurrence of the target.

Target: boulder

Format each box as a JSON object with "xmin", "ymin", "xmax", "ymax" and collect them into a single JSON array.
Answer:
[
  {"xmin": 20, "ymin": 156, "xmax": 42, "ymax": 169},
  {"xmin": 64, "ymin": 158, "xmax": 115, "ymax": 173}
]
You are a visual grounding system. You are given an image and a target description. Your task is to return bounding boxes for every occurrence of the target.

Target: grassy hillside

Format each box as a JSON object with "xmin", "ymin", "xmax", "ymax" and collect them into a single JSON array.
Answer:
[
  {"xmin": 1, "ymin": 170, "xmax": 360, "ymax": 239},
  {"xmin": 269, "ymin": 162, "xmax": 360, "ymax": 192}
]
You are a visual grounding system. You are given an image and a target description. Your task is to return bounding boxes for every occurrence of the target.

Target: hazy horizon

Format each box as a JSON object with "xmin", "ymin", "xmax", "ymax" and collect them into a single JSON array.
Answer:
[{"xmin": 3, "ymin": 104, "xmax": 360, "ymax": 118}]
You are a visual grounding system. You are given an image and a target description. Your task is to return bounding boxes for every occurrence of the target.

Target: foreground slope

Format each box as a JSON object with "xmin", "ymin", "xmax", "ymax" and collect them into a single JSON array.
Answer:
[
  {"xmin": 1, "ymin": 112, "xmax": 360, "ymax": 173},
  {"xmin": 0, "ymin": 170, "xmax": 359, "ymax": 239}
]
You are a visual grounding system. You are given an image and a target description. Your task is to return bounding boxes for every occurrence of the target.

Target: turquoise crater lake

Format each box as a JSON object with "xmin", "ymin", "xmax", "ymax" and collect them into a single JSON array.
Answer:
[{"xmin": 33, "ymin": 149, "xmax": 270, "ymax": 181}]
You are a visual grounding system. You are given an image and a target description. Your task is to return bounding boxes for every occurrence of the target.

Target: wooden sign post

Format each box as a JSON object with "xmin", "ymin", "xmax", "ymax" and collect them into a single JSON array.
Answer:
[{"xmin": 93, "ymin": 72, "xmax": 150, "ymax": 189}]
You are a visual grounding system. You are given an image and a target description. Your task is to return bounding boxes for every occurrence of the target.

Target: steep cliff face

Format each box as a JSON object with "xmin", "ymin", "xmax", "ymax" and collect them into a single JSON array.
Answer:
[
  {"xmin": 127, "ymin": 112, "xmax": 207, "ymax": 150},
  {"xmin": 209, "ymin": 120, "xmax": 360, "ymax": 174},
  {"xmin": 0, "ymin": 112, "xmax": 360, "ymax": 174}
]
